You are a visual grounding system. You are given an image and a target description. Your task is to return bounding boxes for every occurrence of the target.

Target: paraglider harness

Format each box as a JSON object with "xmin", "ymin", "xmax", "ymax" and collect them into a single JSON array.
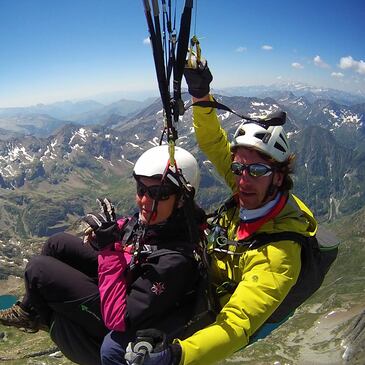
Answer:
[
  {"xmin": 140, "ymin": 0, "xmax": 219, "ymax": 337},
  {"xmin": 206, "ymin": 194, "xmax": 339, "ymax": 324}
]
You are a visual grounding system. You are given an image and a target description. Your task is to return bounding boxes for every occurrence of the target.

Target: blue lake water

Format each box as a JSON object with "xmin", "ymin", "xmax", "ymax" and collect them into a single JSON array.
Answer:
[{"xmin": 0, "ymin": 295, "xmax": 17, "ymax": 309}]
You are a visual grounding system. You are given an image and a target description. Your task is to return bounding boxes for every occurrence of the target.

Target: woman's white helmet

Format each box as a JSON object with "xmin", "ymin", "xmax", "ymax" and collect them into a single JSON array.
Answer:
[
  {"xmin": 133, "ymin": 145, "xmax": 200, "ymax": 191},
  {"xmin": 230, "ymin": 122, "xmax": 290, "ymax": 162}
]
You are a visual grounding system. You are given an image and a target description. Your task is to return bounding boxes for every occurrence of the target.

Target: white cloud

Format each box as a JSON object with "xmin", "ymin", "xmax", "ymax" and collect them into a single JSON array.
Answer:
[
  {"xmin": 143, "ymin": 37, "xmax": 150, "ymax": 45},
  {"xmin": 262, "ymin": 45, "xmax": 273, "ymax": 51},
  {"xmin": 339, "ymin": 56, "xmax": 365, "ymax": 75},
  {"xmin": 314, "ymin": 55, "xmax": 330, "ymax": 68},
  {"xmin": 292, "ymin": 62, "xmax": 304, "ymax": 69},
  {"xmin": 339, "ymin": 56, "xmax": 355, "ymax": 69},
  {"xmin": 331, "ymin": 72, "xmax": 344, "ymax": 78},
  {"xmin": 235, "ymin": 46, "xmax": 247, "ymax": 53}
]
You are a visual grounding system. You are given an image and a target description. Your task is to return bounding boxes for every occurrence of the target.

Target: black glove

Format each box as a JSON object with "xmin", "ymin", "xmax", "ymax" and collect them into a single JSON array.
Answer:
[
  {"xmin": 82, "ymin": 198, "xmax": 119, "ymax": 250},
  {"xmin": 184, "ymin": 59, "xmax": 213, "ymax": 98},
  {"xmin": 125, "ymin": 329, "xmax": 181, "ymax": 365}
]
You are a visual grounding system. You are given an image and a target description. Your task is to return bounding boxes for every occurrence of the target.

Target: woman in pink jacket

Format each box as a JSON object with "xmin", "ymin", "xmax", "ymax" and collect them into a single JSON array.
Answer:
[{"xmin": 0, "ymin": 145, "xmax": 205, "ymax": 365}]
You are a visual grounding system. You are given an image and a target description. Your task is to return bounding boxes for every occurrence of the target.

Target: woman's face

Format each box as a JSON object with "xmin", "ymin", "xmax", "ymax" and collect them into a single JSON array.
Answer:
[
  {"xmin": 232, "ymin": 147, "xmax": 284, "ymax": 210},
  {"xmin": 135, "ymin": 176, "xmax": 177, "ymax": 224}
]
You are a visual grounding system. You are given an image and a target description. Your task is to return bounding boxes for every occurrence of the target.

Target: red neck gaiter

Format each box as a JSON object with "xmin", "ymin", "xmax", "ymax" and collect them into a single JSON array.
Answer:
[{"xmin": 237, "ymin": 194, "xmax": 288, "ymax": 240}]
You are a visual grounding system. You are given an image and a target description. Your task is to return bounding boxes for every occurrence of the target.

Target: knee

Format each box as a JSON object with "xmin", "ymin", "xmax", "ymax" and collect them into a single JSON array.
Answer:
[
  {"xmin": 25, "ymin": 255, "xmax": 48, "ymax": 281},
  {"xmin": 41, "ymin": 232, "xmax": 78, "ymax": 256}
]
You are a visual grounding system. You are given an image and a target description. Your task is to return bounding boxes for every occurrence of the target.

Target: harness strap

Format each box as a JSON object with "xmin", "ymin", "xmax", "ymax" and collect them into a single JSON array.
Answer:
[
  {"xmin": 189, "ymin": 97, "xmax": 287, "ymax": 127},
  {"xmin": 239, "ymin": 231, "xmax": 310, "ymax": 250},
  {"xmin": 143, "ymin": 0, "xmax": 172, "ymax": 126},
  {"xmin": 173, "ymin": 0, "xmax": 193, "ymax": 123},
  {"xmin": 213, "ymin": 231, "xmax": 311, "ymax": 299}
]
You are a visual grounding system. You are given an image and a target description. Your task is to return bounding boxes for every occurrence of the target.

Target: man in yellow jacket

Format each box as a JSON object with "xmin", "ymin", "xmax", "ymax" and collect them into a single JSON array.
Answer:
[{"xmin": 125, "ymin": 63, "xmax": 317, "ymax": 365}]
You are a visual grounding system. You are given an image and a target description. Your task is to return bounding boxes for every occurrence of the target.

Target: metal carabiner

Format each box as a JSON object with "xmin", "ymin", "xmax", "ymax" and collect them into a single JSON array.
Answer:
[{"xmin": 187, "ymin": 35, "xmax": 202, "ymax": 69}]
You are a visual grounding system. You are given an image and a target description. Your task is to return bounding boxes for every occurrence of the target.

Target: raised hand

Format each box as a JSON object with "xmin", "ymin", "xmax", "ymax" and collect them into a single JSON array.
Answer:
[
  {"xmin": 184, "ymin": 58, "xmax": 213, "ymax": 99},
  {"xmin": 82, "ymin": 198, "xmax": 119, "ymax": 250}
]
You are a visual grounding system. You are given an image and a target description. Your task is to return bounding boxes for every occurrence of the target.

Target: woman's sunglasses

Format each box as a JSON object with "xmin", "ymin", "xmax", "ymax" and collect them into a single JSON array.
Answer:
[
  {"xmin": 231, "ymin": 162, "xmax": 273, "ymax": 178},
  {"xmin": 136, "ymin": 181, "xmax": 177, "ymax": 201}
]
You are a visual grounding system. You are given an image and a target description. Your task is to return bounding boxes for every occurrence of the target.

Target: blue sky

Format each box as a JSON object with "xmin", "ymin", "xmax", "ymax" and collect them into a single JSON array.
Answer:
[{"xmin": 0, "ymin": 0, "xmax": 364, "ymax": 107}]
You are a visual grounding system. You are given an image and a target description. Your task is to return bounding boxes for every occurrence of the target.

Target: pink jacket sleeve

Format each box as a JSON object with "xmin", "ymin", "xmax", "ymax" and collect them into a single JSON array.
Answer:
[{"xmin": 98, "ymin": 218, "xmax": 133, "ymax": 332}]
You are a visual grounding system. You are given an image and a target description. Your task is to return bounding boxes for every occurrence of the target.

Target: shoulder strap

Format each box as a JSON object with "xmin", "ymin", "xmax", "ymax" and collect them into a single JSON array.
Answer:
[
  {"xmin": 239, "ymin": 231, "xmax": 310, "ymax": 250},
  {"xmin": 121, "ymin": 215, "xmax": 139, "ymax": 246}
]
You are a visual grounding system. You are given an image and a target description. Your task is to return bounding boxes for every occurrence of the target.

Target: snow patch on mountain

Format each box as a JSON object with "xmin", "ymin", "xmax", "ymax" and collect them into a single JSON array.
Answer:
[
  {"xmin": 150, "ymin": 137, "xmax": 160, "ymax": 146},
  {"xmin": 2, "ymin": 164, "xmax": 17, "ymax": 177},
  {"xmin": 69, "ymin": 127, "xmax": 88, "ymax": 144},
  {"xmin": 248, "ymin": 103, "xmax": 278, "ymax": 119},
  {"xmin": 126, "ymin": 142, "xmax": 142, "ymax": 149},
  {"xmin": 251, "ymin": 102, "xmax": 265, "ymax": 107},
  {"xmin": 323, "ymin": 108, "xmax": 362, "ymax": 129},
  {"xmin": 0, "ymin": 145, "xmax": 35, "ymax": 163},
  {"xmin": 0, "ymin": 144, "xmax": 36, "ymax": 177},
  {"xmin": 71, "ymin": 144, "xmax": 83, "ymax": 151},
  {"xmin": 41, "ymin": 140, "xmax": 59, "ymax": 161},
  {"xmin": 218, "ymin": 111, "xmax": 231, "ymax": 121}
]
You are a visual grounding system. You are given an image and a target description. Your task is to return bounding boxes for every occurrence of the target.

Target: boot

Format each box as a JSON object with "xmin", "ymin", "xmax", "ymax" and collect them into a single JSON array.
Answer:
[{"xmin": 0, "ymin": 302, "xmax": 47, "ymax": 333}]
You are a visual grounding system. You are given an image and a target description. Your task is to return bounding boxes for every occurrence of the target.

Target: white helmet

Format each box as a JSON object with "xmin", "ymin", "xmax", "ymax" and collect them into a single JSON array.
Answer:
[
  {"xmin": 230, "ymin": 122, "xmax": 290, "ymax": 162},
  {"xmin": 133, "ymin": 145, "xmax": 200, "ymax": 191}
]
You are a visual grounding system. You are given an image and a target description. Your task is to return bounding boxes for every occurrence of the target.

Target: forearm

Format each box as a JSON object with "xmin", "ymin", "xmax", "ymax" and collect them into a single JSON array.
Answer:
[
  {"xmin": 98, "ymin": 248, "xmax": 130, "ymax": 331},
  {"xmin": 192, "ymin": 97, "xmax": 236, "ymax": 191}
]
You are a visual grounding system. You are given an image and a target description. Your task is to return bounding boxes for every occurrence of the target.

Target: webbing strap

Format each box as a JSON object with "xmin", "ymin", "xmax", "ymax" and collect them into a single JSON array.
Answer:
[
  {"xmin": 190, "ymin": 98, "xmax": 287, "ymax": 127},
  {"xmin": 192, "ymin": 98, "xmax": 256, "ymax": 122},
  {"xmin": 173, "ymin": 0, "xmax": 193, "ymax": 106},
  {"xmin": 143, "ymin": 0, "xmax": 172, "ymax": 132},
  {"xmin": 239, "ymin": 231, "xmax": 310, "ymax": 250}
]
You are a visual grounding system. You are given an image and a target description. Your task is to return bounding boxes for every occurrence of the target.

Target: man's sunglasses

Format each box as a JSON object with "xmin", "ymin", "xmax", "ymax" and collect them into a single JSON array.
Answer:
[
  {"xmin": 136, "ymin": 181, "xmax": 177, "ymax": 201},
  {"xmin": 231, "ymin": 162, "xmax": 273, "ymax": 178}
]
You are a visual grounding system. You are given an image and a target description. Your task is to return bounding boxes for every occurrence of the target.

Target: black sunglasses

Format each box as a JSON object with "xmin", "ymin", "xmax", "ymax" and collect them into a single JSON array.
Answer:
[
  {"xmin": 231, "ymin": 162, "xmax": 273, "ymax": 178},
  {"xmin": 136, "ymin": 181, "xmax": 177, "ymax": 201}
]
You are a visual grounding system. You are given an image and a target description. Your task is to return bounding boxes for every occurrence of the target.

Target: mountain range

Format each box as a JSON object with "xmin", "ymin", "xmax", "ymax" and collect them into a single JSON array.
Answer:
[
  {"xmin": 0, "ymin": 98, "xmax": 156, "ymax": 137},
  {"xmin": 218, "ymin": 81, "xmax": 365, "ymax": 105},
  {"xmin": 0, "ymin": 83, "xmax": 364, "ymax": 364},
  {"xmin": 0, "ymin": 86, "xmax": 364, "ymax": 241}
]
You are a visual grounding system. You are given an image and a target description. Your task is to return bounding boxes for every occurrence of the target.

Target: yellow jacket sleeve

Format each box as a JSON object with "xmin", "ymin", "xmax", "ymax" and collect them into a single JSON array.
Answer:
[
  {"xmin": 192, "ymin": 98, "xmax": 237, "ymax": 192},
  {"xmin": 177, "ymin": 241, "xmax": 301, "ymax": 365}
]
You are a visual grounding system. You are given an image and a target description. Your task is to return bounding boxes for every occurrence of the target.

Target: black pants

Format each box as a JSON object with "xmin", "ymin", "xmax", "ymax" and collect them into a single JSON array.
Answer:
[{"xmin": 23, "ymin": 232, "xmax": 108, "ymax": 365}]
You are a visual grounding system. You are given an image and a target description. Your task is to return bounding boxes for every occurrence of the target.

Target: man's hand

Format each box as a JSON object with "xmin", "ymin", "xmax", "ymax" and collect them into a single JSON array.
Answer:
[
  {"xmin": 82, "ymin": 198, "xmax": 119, "ymax": 250},
  {"xmin": 125, "ymin": 329, "xmax": 181, "ymax": 365},
  {"xmin": 184, "ymin": 59, "xmax": 213, "ymax": 99}
]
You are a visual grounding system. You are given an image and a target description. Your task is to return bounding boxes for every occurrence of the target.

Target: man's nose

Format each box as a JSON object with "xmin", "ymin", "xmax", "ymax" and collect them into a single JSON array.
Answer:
[{"xmin": 238, "ymin": 168, "xmax": 251, "ymax": 180}]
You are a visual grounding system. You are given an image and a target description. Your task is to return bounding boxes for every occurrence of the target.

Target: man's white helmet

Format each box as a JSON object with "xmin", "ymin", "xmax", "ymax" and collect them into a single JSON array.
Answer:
[
  {"xmin": 230, "ymin": 122, "xmax": 290, "ymax": 162},
  {"xmin": 133, "ymin": 145, "xmax": 200, "ymax": 191}
]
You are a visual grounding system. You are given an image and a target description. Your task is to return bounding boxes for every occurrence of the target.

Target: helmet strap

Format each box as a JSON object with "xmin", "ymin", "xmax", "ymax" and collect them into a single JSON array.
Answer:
[
  {"xmin": 149, "ymin": 200, "xmax": 159, "ymax": 223},
  {"xmin": 262, "ymin": 174, "xmax": 279, "ymax": 205},
  {"xmin": 162, "ymin": 160, "xmax": 199, "ymax": 245},
  {"xmin": 143, "ymin": 157, "xmax": 179, "ymax": 224}
]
